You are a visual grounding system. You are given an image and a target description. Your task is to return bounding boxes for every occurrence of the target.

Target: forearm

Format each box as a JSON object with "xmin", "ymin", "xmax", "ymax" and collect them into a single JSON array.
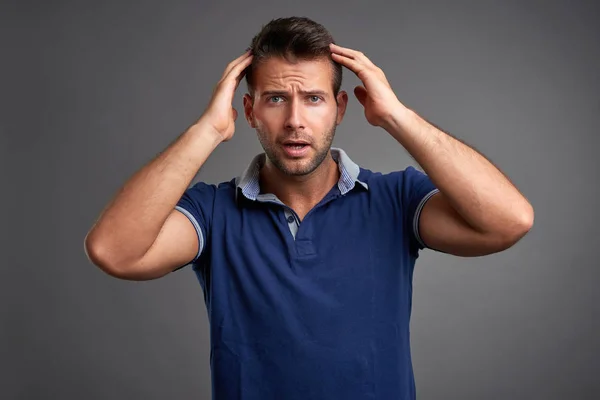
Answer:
[
  {"xmin": 382, "ymin": 105, "xmax": 533, "ymax": 236},
  {"xmin": 85, "ymin": 120, "xmax": 222, "ymax": 266}
]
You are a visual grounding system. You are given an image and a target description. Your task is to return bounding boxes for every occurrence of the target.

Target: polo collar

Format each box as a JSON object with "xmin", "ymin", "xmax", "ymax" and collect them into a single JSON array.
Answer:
[{"xmin": 234, "ymin": 147, "xmax": 368, "ymax": 202}]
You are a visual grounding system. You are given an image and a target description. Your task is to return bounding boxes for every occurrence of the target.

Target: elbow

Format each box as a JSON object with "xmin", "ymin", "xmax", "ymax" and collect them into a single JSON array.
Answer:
[
  {"xmin": 498, "ymin": 206, "xmax": 535, "ymax": 249},
  {"xmin": 516, "ymin": 203, "xmax": 535, "ymax": 236},
  {"xmin": 84, "ymin": 235, "xmax": 119, "ymax": 278},
  {"xmin": 84, "ymin": 234, "xmax": 161, "ymax": 281},
  {"xmin": 84, "ymin": 233, "xmax": 135, "ymax": 280}
]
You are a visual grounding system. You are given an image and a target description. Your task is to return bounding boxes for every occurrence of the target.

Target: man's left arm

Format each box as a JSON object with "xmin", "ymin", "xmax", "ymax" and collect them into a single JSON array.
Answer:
[
  {"xmin": 384, "ymin": 108, "xmax": 533, "ymax": 256},
  {"xmin": 330, "ymin": 43, "xmax": 534, "ymax": 256}
]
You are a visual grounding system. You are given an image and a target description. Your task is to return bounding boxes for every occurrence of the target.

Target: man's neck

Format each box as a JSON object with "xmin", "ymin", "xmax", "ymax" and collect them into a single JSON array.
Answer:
[{"xmin": 259, "ymin": 153, "xmax": 340, "ymax": 213}]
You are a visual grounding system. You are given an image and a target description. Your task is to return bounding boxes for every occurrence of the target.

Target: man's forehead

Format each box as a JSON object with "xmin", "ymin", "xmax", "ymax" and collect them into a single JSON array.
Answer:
[{"xmin": 253, "ymin": 56, "xmax": 333, "ymax": 90}]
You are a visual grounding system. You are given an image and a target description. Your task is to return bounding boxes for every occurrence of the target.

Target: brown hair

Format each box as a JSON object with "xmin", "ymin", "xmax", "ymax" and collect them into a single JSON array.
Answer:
[{"xmin": 245, "ymin": 17, "xmax": 343, "ymax": 98}]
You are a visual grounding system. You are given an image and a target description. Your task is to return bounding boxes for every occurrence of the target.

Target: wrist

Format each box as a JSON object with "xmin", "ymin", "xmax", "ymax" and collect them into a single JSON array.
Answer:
[
  {"xmin": 188, "ymin": 119, "xmax": 226, "ymax": 147},
  {"xmin": 381, "ymin": 103, "xmax": 415, "ymax": 137}
]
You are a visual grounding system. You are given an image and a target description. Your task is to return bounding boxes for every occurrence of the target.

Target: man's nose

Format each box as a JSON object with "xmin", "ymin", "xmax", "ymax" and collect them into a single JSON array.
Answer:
[{"xmin": 284, "ymin": 99, "xmax": 305, "ymax": 131}]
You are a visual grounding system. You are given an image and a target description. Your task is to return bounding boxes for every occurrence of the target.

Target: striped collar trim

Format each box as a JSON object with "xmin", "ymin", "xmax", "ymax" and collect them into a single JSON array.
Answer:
[{"xmin": 235, "ymin": 147, "xmax": 368, "ymax": 201}]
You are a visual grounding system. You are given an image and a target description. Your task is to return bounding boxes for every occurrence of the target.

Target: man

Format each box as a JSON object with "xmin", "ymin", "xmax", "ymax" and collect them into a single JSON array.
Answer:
[{"xmin": 85, "ymin": 17, "xmax": 533, "ymax": 400}]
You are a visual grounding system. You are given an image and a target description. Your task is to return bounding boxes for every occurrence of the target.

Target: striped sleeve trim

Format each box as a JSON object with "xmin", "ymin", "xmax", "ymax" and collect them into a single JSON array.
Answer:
[
  {"xmin": 175, "ymin": 206, "xmax": 204, "ymax": 262},
  {"xmin": 412, "ymin": 188, "xmax": 440, "ymax": 249}
]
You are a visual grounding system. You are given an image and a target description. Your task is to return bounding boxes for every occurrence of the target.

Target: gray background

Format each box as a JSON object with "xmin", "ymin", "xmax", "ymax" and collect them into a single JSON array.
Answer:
[{"xmin": 2, "ymin": 0, "xmax": 599, "ymax": 399}]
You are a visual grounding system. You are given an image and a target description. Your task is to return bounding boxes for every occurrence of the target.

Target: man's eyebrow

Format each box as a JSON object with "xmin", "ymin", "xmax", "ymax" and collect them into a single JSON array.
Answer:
[{"xmin": 260, "ymin": 89, "xmax": 329, "ymax": 96}]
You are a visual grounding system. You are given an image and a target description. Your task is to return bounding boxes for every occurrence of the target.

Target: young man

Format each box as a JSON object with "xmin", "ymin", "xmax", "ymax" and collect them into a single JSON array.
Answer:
[{"xmin": 85, "ymin": 17, "xmax": 533, "ymax": 400}]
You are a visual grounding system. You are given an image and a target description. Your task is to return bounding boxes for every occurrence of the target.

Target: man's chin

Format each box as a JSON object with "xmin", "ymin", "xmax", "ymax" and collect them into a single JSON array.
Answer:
[
  {"xmin": 271, "ymin": 156, "xmax": 315, "ymax": 176},
  {"xmin": 279, "ymin": 162, "xmax": 313, "ymax": 176}
]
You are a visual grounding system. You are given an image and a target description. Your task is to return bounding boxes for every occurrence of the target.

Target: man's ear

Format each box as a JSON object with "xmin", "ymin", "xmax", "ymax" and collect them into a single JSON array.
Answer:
[
  {"xmin": 335, "ymin": 90, "xmax": 349, "ymax": 125},
  {"xmin": 243, "ymin": 93, "xmax": 256, "ymax": 128}
]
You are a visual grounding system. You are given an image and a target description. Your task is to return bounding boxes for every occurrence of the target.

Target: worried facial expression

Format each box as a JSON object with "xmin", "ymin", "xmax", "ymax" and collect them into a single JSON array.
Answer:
[{"xmin": 243, "ymin": 56, "xmax": 348, "ymax": 176}]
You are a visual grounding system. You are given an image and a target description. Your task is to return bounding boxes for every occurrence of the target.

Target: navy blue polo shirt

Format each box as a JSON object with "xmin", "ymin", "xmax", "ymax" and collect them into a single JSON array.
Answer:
[{"xmin": 174, "ymin": 148, "xmax": 439, "ymax": 400}]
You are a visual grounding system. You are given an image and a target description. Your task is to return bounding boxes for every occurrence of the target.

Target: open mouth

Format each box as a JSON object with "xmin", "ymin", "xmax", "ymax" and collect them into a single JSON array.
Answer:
[
  {"xmin": 284, "ymin": 143, "xmax": 308, "ymax": 150},
  {"xmin": 282, "ymin": 142, "xmax": 310, "ymax": 157}
]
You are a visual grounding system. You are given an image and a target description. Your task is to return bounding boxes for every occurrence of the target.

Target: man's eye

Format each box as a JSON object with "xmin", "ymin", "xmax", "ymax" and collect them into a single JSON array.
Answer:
[
  {"xmin": 269, "ymin": 96, "xmax": 282, "ymax": 102},
  {"xmin": 309, "ymin": 96, "xmax": 321, "ymax": 103}
]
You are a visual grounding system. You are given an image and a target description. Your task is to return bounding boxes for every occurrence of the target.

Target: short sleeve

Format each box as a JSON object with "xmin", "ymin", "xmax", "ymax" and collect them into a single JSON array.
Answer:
[
  {"xmin": 400, "ymin": 166, "xmax": 440, "ymax": 256},
  {"xmin": 173, "ymin": 181, "xmax": 216, "ymax": 269}
]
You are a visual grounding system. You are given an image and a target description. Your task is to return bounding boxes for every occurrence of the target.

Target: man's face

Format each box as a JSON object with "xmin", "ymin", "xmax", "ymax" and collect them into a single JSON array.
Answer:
[{"xmin": 243, "ymin": 56, "xmax": 348, "ymax": 176}]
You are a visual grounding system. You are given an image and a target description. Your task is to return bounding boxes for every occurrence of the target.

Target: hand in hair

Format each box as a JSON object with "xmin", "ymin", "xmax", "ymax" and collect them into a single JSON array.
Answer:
[
  {"xmin": 329, "ymin": 43, "xmax": 403, "ymax": 128},
  {"xmin": 201, "ymin": 50, "xmax": 254, "ymax": 142}
]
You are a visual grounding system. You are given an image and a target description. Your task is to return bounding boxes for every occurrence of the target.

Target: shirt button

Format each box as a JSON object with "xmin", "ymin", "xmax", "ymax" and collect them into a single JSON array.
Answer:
[{"xmin": 287, "ymin": 215, "xmax": 295, "ymax": 223}]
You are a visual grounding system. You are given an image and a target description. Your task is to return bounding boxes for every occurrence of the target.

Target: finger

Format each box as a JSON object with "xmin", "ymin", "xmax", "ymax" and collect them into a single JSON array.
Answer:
[
  {"xmin": 224, "ymin": 52, "xmax": 253, "ymax": 82},
  {"xmin": 228, "ymin": 54, "xmax": 254, "ymax": 88},
  {"xmin": 329, "ymin": 43, "xmax": 374, "ymax": 67},
  {"xmin": 330, "ymin": 52, "xmax": 367, "ymax": 76},
  {"xmin": 329, "ymin": 43, "xmax": 359, "ymax": 58},
  {"xmin": 216, "ymin": 54, "xmax": 254, "ymax": 101},
  {"xmin": 221, "ymin": 50, "xmax": 253, "ymax": 80},
  {"xmin": 221, "ymin": 52, "xmax": 252, "ymax": 82},
  {"xmin": 213, "ymin": 54, "xmax": 253, "ymax": 105}
]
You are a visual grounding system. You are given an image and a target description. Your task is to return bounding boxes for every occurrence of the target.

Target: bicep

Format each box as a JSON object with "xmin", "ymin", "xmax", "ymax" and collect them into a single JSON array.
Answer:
[
  {"xmin": 125, "ymin": 209, "xmax": 200, "ymax": 280},
  {"xmin": 418, "ymin": 192, "xmax": 508, "ymax": 257}
]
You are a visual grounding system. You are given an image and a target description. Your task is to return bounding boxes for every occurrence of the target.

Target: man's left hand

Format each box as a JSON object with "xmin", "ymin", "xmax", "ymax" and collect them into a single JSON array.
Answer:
[{"xmin": 329, "ymin": 43, "xmax": 404, "ymax": 128}]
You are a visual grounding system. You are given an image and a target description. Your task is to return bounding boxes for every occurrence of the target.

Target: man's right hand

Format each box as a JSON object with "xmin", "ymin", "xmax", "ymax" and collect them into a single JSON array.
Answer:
[
  {"xmin": 200, "ymin": 50, "xmax": 254, "ymax": 142},
  {"xmin": 84, "ymin": 51, "xmax": 254, "ymax": 280}
]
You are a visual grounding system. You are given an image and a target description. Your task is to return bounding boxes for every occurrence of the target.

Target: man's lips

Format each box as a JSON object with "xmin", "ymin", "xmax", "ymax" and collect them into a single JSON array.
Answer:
[
  {"xmin": 281, "ymin": 141, "xmax": 311, "ymax": 157},
  {"xmin": 282, "ymin": 140, "xmax": 310, "ymax": 146}
]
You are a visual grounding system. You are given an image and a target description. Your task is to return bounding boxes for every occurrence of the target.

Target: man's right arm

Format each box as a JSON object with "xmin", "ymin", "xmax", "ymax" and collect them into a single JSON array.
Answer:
[
  {"xmin": 84, "ymin": 50, "xmax": 253, "ymax": 280},
  {"xmin": 84, "ymin": 125, "xmax": 222, "ymax": 280}
]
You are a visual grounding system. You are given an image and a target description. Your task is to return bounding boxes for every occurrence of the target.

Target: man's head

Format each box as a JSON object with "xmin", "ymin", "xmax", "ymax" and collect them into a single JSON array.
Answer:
[{"xmin": 243, "ymin": 17, "xmax": 348, "ymax": 177}]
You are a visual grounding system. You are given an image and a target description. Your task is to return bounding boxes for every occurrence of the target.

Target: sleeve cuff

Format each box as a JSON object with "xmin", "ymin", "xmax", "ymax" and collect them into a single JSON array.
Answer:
[
  {"xmin": 175, "ymin": 205, "xmax": 204, "ymax": 263},
  {"xmin": 412, "ymin": 188, "xmax": 440, "ymax": 249}
]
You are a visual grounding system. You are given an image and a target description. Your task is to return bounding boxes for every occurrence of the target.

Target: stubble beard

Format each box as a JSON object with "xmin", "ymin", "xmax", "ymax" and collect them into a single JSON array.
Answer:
[{"xmin": 257, "ymin": 122, "xmax": 337, "ymax": 177}]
